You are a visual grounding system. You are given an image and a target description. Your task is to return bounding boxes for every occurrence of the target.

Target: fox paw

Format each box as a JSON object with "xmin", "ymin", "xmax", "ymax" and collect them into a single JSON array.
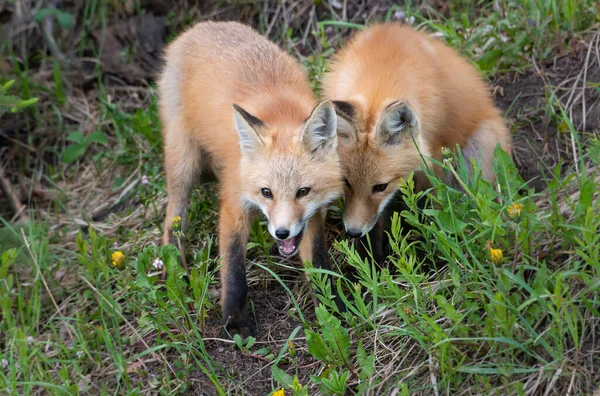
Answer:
[{"xmin": 220, "ymin": 316, "xmax": 256, "ymax": 339}]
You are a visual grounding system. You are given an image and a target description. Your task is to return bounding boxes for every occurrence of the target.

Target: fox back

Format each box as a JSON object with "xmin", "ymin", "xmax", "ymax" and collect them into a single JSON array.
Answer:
[{"xmin": 323, "ymin": 23, "xmax": 511, "ymax": 236}]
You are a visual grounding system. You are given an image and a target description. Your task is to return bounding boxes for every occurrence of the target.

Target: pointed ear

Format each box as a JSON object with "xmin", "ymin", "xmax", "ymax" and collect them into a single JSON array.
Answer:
[
  {"xmin": 375, "ymin": 102, "xmax": 418, "ymax": 147},
  {"xmin": 233, "ymin": 104, "xmax": 265, "ymax": 157},
  {"xmin": 303, "ymin": 100, "xmax": 338, "ymax": 156},
  {"xmin": 332, "ymin": 100, "xmax": 359, "ymax": 148}
]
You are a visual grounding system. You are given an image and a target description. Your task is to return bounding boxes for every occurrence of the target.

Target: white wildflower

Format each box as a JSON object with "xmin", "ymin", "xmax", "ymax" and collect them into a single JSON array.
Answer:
[
  {"xmin": 393, "ymin": 11, "xmax": 406, "ymax": 21},
  {"xmin": 152, "ymin": 258, "xmax": 164, "ymax": 270},
  {"xmin": 76, "ymin": 350, "xmax": 84, "ymax": 359},
  {"xmin": 500, "ymin": 34, "xmax": 509, "ymax": 43},
  {"xmin": 141, "ymin": 175, "xmax": 149, "ymax": 185},
  {"xmin": 408, "ymin": 16, "xmax": 415, "ymax": 25},
  {"xmin": 1, "ymin": 359, "xmax": 8, "ymax": 369},
  {"xmin": 26, "ymin": 336, "xmax": 34, "ymax": 343},
  {"xmin": 113, "ymin": 241, "xmax": 119, "ymax": 250}
]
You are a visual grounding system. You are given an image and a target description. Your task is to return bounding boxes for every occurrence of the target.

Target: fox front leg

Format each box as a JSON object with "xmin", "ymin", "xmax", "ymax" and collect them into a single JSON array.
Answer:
[{"xmin": 218, "ymin": 200, "xmax": 255, "ymax": 338}]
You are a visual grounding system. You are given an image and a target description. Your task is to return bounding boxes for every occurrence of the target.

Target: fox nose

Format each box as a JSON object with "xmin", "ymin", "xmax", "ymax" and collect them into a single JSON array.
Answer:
[
  {"xmin": 275, "ymin": 228, "xmax": 290, "ymax": 239},
  {"xmin": 346, "ymin": 229, "xmax": 363, "ymax": 238}
]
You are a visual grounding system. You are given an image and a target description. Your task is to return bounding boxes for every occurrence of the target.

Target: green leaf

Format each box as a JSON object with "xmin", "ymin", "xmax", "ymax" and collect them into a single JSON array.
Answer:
[
  {"xmin": 233, "ymin": 334, "xmax": 243, "ymax": 350},
  {"xmin": 2, "ymin": 80, "xmax": 15, "ymax": 92},
  {"xmin": 574, "ymin": 178, "xmax": 595, "ymax": 217},
  {"xmin": 16, "ymin": 98, "xmax": 39, "ymax": 110},
  {"xmin": 493, "ymin": 145, "xmax": 524, "ymax": 198},
  {"xmin": 255, "ymin": 347, "xmax": 270, "ymax": 356},
  {"xmin": 66, "ymin": 131, "xmax": 85, "ymax": 144},
  {"xmin": 477, "ymin": 49, "xmax": 502, "ymax": 71},
  {"xmin": 306, "ymin": 330, "xmax": 331, "ymax": 362},
  {"xmin": 245, "ymin": 336, "xmax": 256, "ymax": 350},
  {"xmin": 271, "ymin": 365, "xmax": 294, "ymax": 388},
  {"xmin": 356, "ymin": 341, "xmax": 375, "ymax": 380},
  {"xmin": 436, "ymin": 212, "xmax": 467, "ymax": 234},
  {"xmin": 55, "ymin": 10, "xmax": 74, "ymax": 30},
  {"xmin": 1, "ymin": 248, "xmax": 17, "ymax": 279},
  {"xmin": 34, "ymin": 8, "xmax": 73, "ymax": 30},
  {"xmin": 62, "ymin": 144, "xmax": 87, "ymax": 163},
  {"xmin": 34, "ymin": 8, "xmax": 58, "ymax": 22},
  {"xmin": 97, "ymin": 292, "xmax": 123, "ymax": 320},
  {"xmin": 315, "ymin": 306, "xmax": 351, "ymax": 363},
  {"xmin": 86, "ymin": 130, "xmax": 109, "ymax": 145}
]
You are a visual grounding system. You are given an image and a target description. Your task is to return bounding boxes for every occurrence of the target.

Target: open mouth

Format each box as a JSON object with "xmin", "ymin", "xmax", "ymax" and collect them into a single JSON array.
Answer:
[{"xmin": 275, "ymin": 228, "xmax": 305, "ymax": 257}]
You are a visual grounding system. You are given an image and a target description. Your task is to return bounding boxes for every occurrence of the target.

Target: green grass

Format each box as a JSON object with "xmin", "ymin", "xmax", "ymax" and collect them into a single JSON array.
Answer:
[{"xmin": 1, "ymin": 0, "xmax": 599, "ymax": 394}]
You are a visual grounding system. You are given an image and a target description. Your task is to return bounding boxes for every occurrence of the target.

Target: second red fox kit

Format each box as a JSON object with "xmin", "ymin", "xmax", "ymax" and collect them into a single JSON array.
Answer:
[
  {"xmin": 323, "ymin": 24, "xmax": 511, "ymax": 261},
  {"xmin": 159, "ymin": 22, "xmax": 343, "ymax": 337}
]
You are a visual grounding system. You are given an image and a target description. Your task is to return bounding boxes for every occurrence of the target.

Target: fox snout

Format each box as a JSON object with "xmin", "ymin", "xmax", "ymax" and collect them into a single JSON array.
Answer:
[
  {"xmin": 343, "ymin": 202, "xmax": 378, "ymax": 238},
  {"xmin": 266, "ymin": 204, "xmax": 304, "ymax": 240}
]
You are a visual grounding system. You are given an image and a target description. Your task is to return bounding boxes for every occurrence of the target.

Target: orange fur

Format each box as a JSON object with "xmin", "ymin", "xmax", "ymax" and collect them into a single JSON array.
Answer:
[
  {"xmin": 159, "ymin": 21, "xmax": 343, "ymax": 337},
  {"xmin": 323, "ymin": 23, "xmax": 512, "ymax": 236}
]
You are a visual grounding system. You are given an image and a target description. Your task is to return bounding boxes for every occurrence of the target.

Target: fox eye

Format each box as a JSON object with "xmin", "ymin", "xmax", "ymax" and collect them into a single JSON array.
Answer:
[
  {"xmin": 296, "ymin": 187, "xmax": 311, "ymax": 198},
  {"xmin": 261, "ymin": 188, "xmax": 273, "ymax": 198},
  {"xmin": 372, "ymin": 183, "xmax": 388, "ymax": 193},
  {"xmin": 344, "ymin": 178, "xmax": 351, "ymax": 188}
]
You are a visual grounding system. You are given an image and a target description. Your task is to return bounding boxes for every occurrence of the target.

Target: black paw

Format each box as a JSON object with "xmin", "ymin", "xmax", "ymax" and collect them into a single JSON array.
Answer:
[{"xmin": 220, "ymin": 315, "xmax": 256, "ymax": 339}]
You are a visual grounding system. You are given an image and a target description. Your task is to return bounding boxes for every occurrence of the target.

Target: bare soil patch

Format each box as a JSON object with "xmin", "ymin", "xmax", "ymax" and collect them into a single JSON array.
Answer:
[{"xmin": 493, "ymin": 34, "xmax": 600, "ymax": 191}]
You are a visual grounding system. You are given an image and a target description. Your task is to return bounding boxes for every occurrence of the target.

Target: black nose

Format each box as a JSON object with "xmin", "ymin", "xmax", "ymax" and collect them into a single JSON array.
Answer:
[
  {"xmin": 346, "ymin": 229, "xmax": 362, "ymax": 238},
  {"xmin": 275, "ymin": 228, "xmax": 290, "ymax": 239}
]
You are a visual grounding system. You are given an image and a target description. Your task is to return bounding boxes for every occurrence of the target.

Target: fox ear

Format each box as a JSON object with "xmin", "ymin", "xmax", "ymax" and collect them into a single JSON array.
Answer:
[
  {"xmin": 303, "ymin": 100, "xmax": 338, "ymax": 156},
  {"xmin": 332, "ymin": 100, "xmax": 358, "ymax": 148},
  {"xmin": 233, "ymin": 104, "xmax": 265, "ymax": 156},
  {"xmin": 375, "ymin": 102, "xmax": 418, "ymax": 147}
]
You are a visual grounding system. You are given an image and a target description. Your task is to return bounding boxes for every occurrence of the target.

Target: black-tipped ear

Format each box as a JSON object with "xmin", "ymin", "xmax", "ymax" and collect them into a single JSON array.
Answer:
[
  {"xmin": 303, "ymin": 100, "xmax": 338, "ymax": 156},
  {"xmin": 376, "ymin": 102, "xmax": 417, "ymax": 147},
  {"xmin": 232, "ymin": 104, "xmax": 265, "ymax": 156},
  {"xmin": 332, "ymin": 100, "xmax": 359, "ymax": 148},
  {"xmin": 332, "ymin": 101, "xmax": 355, "ymax": 120}
]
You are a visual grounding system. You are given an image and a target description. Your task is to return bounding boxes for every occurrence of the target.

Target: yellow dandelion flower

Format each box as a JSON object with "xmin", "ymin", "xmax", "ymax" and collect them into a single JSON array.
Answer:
[
  {"xmin": 273, "ymin": 388, "xmax": 285, "ymax": 396},
  {"xmin": 112, "ymin": 251, "xmax": 125, "ymax": 267},
  {"xmin": 489, "ymin": 248, "xmax": 503, "ymax": 265},
  {"xmin": 172, "ymin": 216, "xmax": 182, "ymax": 231},
  {"xmin": 507, "ymin": 203, "xmax": 523, "ymax": 219}
]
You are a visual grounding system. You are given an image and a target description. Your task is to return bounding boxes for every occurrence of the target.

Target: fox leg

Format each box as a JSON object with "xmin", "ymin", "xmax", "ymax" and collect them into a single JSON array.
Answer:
[
  {"xmin": 218, "ymin": 197, "xmax": 254, "ymax": 338},
  {"xmin": 162, "ymin": 117, "xmax": 201, "ymax": 246},
  {"xmin": 299, "ymin": 209, "xmax": 345, "ymax": 311}
]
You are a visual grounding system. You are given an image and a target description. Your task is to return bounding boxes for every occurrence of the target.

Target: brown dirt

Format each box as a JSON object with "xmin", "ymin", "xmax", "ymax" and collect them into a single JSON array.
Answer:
[
  {"xmin": 201, "ymin": 283, "xmax": 316, "ymax": 395},
  {"xmin": 493, "ymin": 36, "xmax": 600, "ymax": 191}
]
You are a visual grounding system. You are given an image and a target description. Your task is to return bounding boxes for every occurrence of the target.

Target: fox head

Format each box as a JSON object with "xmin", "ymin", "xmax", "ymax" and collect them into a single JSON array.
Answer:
[
  {"xmin": 332, "ymin": 100, "xmax": 426, "ymax": 238},
  {"xmin": 234, "ymin": 100, "xmax": 343, "ymax": 257}
]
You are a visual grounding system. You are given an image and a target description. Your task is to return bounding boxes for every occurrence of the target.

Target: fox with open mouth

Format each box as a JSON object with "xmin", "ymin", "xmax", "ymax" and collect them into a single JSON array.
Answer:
[{"xmin": 159, "ymin": 21, "xmax": 343, "ymax": 338}]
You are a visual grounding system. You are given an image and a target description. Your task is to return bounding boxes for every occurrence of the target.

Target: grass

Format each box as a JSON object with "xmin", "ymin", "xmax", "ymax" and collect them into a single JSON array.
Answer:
[{"xmin": 1, "ymin": 0, "xmax": 599, "ymax": 394}]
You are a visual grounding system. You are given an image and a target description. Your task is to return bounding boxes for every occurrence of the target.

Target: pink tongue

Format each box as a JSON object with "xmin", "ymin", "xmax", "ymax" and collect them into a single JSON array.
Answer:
[{"xmin": 281, "ymin": 238, "xmax": 296, "ymax": 253}]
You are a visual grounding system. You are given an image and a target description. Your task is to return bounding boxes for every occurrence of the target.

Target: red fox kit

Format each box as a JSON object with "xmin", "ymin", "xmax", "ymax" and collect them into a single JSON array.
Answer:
[
  {"xmin": 323, "ymin": 24, "xmax": 511, "ymax": 261},
  {"xmin": 159, "ymin": 21, "xmax": 343, "ymax": 337}
]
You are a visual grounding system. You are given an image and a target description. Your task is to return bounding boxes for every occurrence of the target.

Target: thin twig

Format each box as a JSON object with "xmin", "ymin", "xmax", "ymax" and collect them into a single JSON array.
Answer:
[{"xmin": 429, "ymin": 353, "xmax": 440, "ymax": 396}]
